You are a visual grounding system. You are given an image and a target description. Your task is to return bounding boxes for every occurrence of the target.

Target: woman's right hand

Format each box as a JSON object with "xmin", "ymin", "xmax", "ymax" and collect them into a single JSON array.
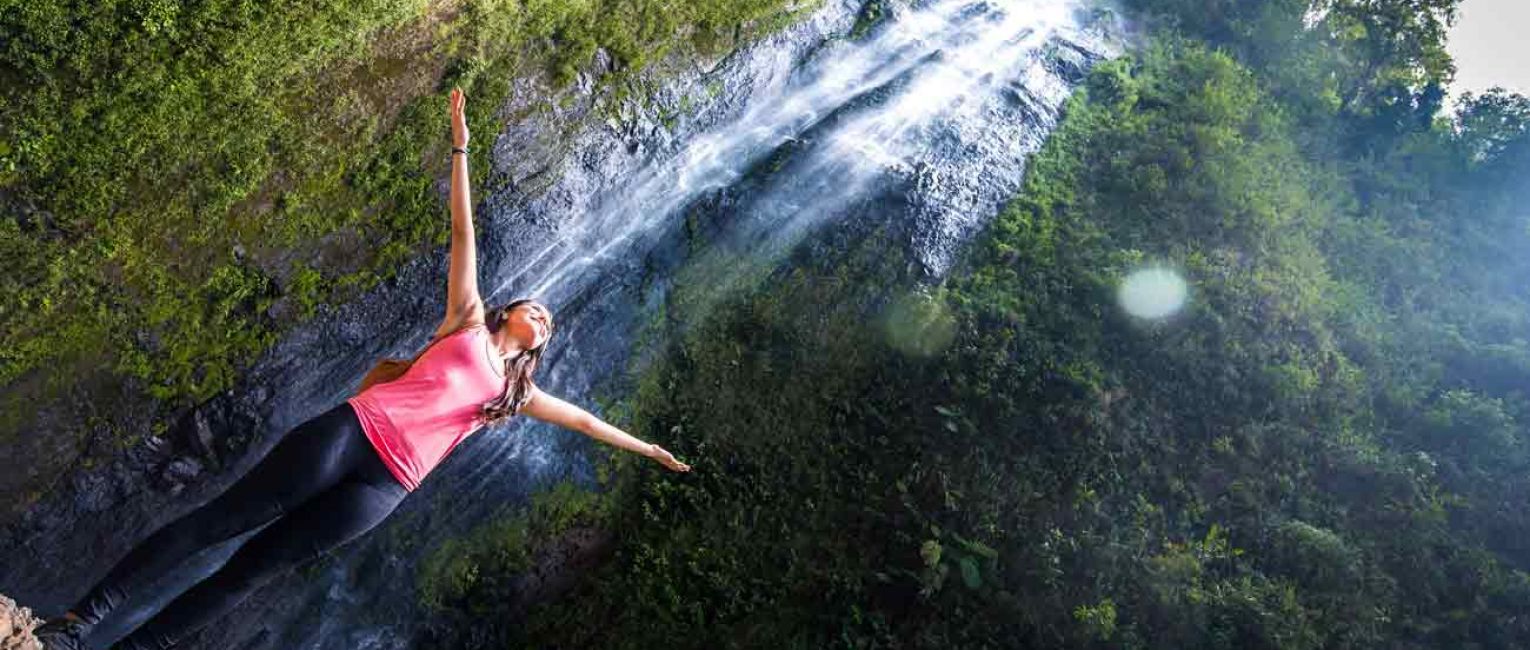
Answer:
[{"xmin": 449, "ymin": 87, "xmax": 469, "ymax": 149}]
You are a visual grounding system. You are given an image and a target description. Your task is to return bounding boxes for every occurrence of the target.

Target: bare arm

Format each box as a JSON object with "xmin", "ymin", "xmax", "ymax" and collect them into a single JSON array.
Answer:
[
  {"xmin": 520, "ymin": 386, "xmax": 692, "ymax": 472},
  {"xmin": 444, "ymin": 87, "xmax": 482, "ymax": 324}
]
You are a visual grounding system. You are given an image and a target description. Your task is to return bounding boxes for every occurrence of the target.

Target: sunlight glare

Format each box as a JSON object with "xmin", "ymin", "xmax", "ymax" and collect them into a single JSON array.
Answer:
[{"xmin": 1118, "ymin": 266, "xmax": 1188, "ymax": 320}]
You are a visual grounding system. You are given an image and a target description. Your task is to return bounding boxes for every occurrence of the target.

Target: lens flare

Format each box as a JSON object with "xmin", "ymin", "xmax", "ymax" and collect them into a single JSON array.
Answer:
[{"xmin": 1118, "ymin": 267, "xmax": 1188, "ymax": 320}]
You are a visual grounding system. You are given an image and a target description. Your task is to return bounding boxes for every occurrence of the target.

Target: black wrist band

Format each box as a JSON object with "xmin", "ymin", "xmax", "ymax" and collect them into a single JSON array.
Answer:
[{"xmin": 451, "ymin": 147, "xmax": 468, "ymax": 155}]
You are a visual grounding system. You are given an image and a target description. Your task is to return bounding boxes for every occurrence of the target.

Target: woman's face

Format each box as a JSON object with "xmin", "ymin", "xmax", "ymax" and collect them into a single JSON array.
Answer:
[{"xmin": 508, "ymin": 303, "xmax": 552, "ymax": 350}]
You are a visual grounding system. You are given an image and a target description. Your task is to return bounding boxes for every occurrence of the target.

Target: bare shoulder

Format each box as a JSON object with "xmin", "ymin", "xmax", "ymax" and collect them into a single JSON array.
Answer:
[
  {"xmin": 434, "ymin": 301, "xmax": 488, "ymax": 339},
  {"xmin": 521, "ymin": 383, "xmax": 547, "ymax": 409}
]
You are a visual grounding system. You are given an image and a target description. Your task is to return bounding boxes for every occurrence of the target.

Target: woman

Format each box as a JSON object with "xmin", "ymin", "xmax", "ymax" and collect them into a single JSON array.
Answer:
[{"xmin": 33, "ymin": 87, "xmax": 691, "ymax": 650}]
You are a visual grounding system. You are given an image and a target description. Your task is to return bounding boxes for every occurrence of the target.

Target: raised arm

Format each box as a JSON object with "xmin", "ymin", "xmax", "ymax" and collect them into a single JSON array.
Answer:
[
  {"xmin": 520, "ymin": 385, "xmax": 692, "ymax": 473},
  {"xmin": 443, "ymin": 87, "xmax": 483, "ymax": 331}
]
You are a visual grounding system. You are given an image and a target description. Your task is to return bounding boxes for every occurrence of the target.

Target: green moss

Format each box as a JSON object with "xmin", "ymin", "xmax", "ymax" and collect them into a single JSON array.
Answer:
[
  {"xmin": 0, "ymin": 0, "xmax": 817, "ymax": 444},
  {"xmin": 850, "ymin": 0, "xmax": 889, "ymax": 40},
  {"xmin": 415, "ymin": 473, "xmax": 625, "ymax": 645}
]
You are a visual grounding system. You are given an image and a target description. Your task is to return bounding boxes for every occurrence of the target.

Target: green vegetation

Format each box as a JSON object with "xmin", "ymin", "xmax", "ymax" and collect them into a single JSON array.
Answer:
[
  {"xmin": 0, "ymin": 0, "xmax": 814, "ymax": 446},
  {"xmin": 415, "ymin": 477, "xmax": 616, "ymax": 620},
  {"xmin": 850, "ymin": 0, "xmax": 889, "ymax": 40},
  {"xmin": 415, "ymin": 0, "xmax": 1530, "ymax": 647}
]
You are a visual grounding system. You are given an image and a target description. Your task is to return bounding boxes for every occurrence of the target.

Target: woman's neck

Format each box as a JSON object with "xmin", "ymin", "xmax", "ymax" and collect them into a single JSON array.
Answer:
[{"xmin": 490, "ymin": 327, "xmax": 526, "ymax": 361}]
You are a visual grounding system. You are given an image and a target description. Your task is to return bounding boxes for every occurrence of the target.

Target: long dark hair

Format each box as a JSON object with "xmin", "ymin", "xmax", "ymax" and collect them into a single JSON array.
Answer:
[{"xmin": 480, "ymin": 298, "xmax": 555, "ymax": 427}]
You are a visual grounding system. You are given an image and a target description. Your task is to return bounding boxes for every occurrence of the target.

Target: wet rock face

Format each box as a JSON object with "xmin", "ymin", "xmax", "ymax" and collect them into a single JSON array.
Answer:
[{"xmin": 0, "ymin": 378, "xmax": 266, "ymax": 615}]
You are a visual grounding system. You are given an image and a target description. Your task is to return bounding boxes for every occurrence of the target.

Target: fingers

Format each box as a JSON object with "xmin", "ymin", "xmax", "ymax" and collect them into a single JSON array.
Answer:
[{"xmin": 650, "ymin": 445, "xmax": 691, "ymax": 472}]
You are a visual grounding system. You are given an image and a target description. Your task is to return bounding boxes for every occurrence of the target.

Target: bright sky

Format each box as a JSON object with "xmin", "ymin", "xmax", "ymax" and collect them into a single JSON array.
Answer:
[{"xmin": 1446, "ymin": 0, "xmax": 1530, "ymax": 103}]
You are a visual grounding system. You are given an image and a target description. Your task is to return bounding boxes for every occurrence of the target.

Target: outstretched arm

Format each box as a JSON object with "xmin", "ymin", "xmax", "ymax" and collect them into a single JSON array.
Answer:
[
  {"xmin": 444, "ymin": 87, "xmax": 482, "ymax": 321},
  {"xmin": 521, "ymin": 386, "xmax": 692, "ymax": 472}
]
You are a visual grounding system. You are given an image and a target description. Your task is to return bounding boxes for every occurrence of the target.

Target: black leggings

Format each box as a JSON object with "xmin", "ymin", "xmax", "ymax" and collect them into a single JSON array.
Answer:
[{"xmin": 70, "ymin": 401, "xmax": 408, "ymax": 649}]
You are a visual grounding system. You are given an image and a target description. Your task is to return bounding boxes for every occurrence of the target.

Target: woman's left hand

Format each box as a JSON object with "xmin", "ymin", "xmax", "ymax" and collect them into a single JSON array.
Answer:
[{"xmin": 647, "ymin": 444, "xmax": 691, "ymax": 472}]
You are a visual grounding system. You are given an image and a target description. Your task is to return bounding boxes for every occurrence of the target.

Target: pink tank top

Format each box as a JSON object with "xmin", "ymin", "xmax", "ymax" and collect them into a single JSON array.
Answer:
[{"xmin": 346, "ymin": 323, "xmax": 507, "ymax": 491}]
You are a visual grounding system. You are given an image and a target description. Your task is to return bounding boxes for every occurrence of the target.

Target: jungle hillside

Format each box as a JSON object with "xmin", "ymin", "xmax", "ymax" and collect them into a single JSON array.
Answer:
[{"xmin": 413, "ymin": 0, "xmax": 1530, "ymax": 648}]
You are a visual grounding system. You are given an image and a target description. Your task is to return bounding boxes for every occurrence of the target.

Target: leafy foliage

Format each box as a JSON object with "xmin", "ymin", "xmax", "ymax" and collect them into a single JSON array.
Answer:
[{"xmin": 418, "ymin": 4, "xmax": 1530, "ymax": 648}]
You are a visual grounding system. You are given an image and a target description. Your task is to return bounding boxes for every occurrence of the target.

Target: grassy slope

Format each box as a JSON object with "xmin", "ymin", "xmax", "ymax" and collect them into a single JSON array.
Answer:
[{"xmin": 0, "ymin": 0, "xmax": 818, "ymax": 449}]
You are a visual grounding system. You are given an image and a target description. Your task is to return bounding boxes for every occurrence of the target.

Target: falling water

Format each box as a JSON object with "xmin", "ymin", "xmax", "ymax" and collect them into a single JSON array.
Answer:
[{"xmin": 512, "ymin": 0, "xmax": 1100, "ymax": 301}]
